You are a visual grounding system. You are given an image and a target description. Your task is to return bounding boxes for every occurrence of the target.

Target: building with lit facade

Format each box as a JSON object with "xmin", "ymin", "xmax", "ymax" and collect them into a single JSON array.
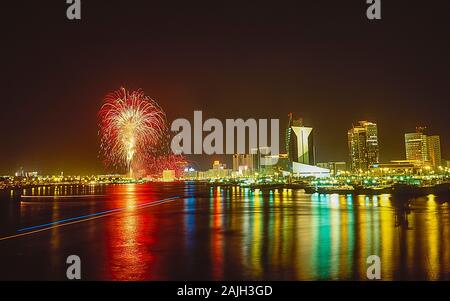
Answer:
[
  {"xmin": 405, "ymin": 127, "xmax": 429, "ymax": 163},
  {"xmin": 348, "ymin": 121, "xmax": 379, "ymax": 172},
  {"xmin": 232, "ymin": 154, "xmax": 253, "ymax": 172},
  {"xmin": 207, "ymin": 161, "xmax": 232, "ymax": 179},
  {"xmin": 285, "ymin": 113, "xmax": 328, "ymax": 177},
  {"xmin": 258, "ymin": 153, "xmax": 290, "ymax": 175},
  {"xmin": 232, "ymin": 147, "xmax": 280, "ymax": 176},
  {"xmin": 292, "ymin": 162, "xmax": 330, "ymax": 178},
  {"xmin": 428, "ymin": 135, "xmax": 442, "ymax": 168},
  {"xmin": 317, "ymin": 161, "xmax": 347, "ymax": 175},
  {"xmin": 250, "ymin": 146, "xmax": 273, "ymax": 172},
  {"xmin": 212, "ymin": 160, "xmax": 226, "ymax": 170},
  {"xmin": 405, "ymin": 127, "xmax": 442, "ymax": 168},
  {"xmin": 285, "ymin": 113, "xmax": 315, "ymax": 166},
  {"xmin": 370, "ymin": 160, "xmax": 422, "ymax": 176}
]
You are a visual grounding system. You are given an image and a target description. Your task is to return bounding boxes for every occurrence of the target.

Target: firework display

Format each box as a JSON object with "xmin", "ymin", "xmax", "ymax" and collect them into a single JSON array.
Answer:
[{"xmin": 98, "ymin": 87, "xmax": 167, "ymax": 176}]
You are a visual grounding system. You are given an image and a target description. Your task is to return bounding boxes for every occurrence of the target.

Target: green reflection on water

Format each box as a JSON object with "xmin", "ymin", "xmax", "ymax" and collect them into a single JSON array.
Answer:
[{"xmin": 199, "ymin": 186, "xmax": 450, "ymax": 280}]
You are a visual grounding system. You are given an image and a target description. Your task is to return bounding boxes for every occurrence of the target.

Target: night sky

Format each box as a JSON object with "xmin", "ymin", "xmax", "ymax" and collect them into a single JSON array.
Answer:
[{"xmin": 1, "ymin": 0, "xmax": 449, "ymax": 174}]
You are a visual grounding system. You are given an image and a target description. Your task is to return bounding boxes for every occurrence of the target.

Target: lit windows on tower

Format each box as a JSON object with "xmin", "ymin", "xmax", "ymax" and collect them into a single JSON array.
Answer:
[
  {"xmin": 348, "ymin": 121, "xmax": 379, "ymax": 172},
  {"xmin": 405, "ymin": 127, "xmax": 442, "ymax": 168}
]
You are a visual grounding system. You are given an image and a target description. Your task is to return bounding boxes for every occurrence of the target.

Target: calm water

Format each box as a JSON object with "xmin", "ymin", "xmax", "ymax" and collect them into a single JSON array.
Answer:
[{"xmin": 0, "ymin": 182, "xmax": 449, "ymax": 280}]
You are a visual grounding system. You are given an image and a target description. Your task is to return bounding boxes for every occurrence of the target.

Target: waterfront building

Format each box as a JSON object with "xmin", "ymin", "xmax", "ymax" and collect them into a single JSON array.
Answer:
[
  {"xmin": 405, "ymin": 127, "xmax": 429, "ymax": 164},
  {"xmin": 250, "ymin": 148, "xmax": 260, "ymax": 171},
  {"xmin": 250, "ymin": 146, "xmax": 274, "ymax": 171},
  {"xmin": 285, "ymin": 113, "xmax": 328, "ymax": 177},
  {"xmin": 182, "ymin": 167, "xmax": 198, "ymax": 180},
  {"xmin": 212, "ymin": 160, "xmax": 225, "ymax": 170},
  {"xmin": 285, "ymin": 113, "xmax": 315, "ymax": 165},
  {"xmin": 405, "ymin": 127, "xmax": 442, "ymax": 168},
  {"xmin": 292, "ymin": 162, "xmax": 330, "ymax": 178},
  {"xmin": 428, "ymin": 135, "xmax": 442, "ymax": 168},
  {"xmin": 348, "ymin": 121, "xmax": 379, "ymax": 172},
  {"xmin": 258, "ymin": 153, "xmax": 289, "ymax": 176},
  {"xmin": 232, "ymin": 154, "xmax": 253, "ymax": 172},
  {"xmin": 207, "ymin": 168, "xmax": 232, "ymax": 179},
  {"xmin": 370, "ymin": 160, "xmax": 422, "ymax": 175},
  {"xmin": 207, "ymin": 161, "xmax": 232, "ymax": 179},
  {"xmin": 317, "ymin": 162, "xmax": 347, "ymax": 176},
  {"xmin": 232, "ymin": 148, "xmax": 283, "ymax": 177}
]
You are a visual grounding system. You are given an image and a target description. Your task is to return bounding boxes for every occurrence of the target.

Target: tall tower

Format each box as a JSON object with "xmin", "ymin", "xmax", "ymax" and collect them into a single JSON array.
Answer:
[
  {"xmin": 286, "ymin": 113, "xmax": 315, "ymax": 166},
  {"xmin": 348, "ymin": 121, "xmax": 379, "ymax": 172},
  {"xmin": 428, "ymin": 135, "xmax": 442, "ymax": 168},
  {"xmin": 364, "ymin": 121, "xmax": 379, "ymax": 165}
]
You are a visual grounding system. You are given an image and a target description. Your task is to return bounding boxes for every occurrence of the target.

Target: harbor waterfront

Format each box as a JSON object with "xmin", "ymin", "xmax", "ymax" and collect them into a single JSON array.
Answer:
[{"xmin": 0, "ymin": 182, "xmax": 449, "ymax": 280}]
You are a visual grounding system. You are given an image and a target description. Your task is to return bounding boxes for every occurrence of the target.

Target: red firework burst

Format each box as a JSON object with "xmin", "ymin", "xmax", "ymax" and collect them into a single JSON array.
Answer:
[{"xmin": 98, "ymin": 87, "xmax": 167, "ymax": 176}]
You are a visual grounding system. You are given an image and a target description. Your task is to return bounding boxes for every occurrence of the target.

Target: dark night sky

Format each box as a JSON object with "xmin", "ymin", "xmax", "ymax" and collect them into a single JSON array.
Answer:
[{"xmin": 1, "ymin": 0, "xmax": 449, "ymax": 174}]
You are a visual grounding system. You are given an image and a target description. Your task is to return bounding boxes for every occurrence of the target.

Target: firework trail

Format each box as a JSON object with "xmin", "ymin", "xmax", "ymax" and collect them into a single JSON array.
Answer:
[{"xmin": 98, "ymin": 87, "xmax": 167, "ymax": 177}]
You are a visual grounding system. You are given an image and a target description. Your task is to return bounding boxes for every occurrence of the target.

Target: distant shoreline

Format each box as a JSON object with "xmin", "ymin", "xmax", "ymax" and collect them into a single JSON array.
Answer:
[{"xmin": 1, "ymin": 181, "xmax": 449, "ymax": 199}]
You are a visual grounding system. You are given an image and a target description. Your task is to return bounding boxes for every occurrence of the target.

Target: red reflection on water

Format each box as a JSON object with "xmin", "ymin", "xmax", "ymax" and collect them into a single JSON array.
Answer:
[{"xmin": 102, "ymin": 184, "xmax": 161, "ymax": 280}]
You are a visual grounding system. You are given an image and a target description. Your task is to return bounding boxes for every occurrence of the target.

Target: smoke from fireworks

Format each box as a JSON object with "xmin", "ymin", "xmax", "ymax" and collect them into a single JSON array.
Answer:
[{"xmin": 98, "ymin": 87, "xmax": 167, "ymax": 177}]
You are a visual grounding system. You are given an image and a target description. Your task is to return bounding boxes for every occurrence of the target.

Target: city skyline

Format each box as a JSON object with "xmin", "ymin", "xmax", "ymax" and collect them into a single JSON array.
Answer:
[{"xmin": 3, "ymin": 115, "xmax": 447, "ymax": 176}]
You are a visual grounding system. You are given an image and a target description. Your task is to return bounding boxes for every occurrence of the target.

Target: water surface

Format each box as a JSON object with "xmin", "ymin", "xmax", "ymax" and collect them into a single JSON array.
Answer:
[{"xmin": 0, "ymin": 182, "xmax": 449, "ymax": 280}]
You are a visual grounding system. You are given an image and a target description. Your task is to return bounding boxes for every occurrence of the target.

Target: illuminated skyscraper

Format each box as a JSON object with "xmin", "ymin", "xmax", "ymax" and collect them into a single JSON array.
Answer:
[
  {"xmin": 348, "ymin": 121, "xmax": 379, "ymax": 172},
  {"xmin": 285, "ymin": 113, "xmax": 315, "ymax": 165},
  {"xmin": 427, "ymin": 135, "xmax": 442, "ymax": 168},
  {"xmin": 348, "ymin": 126, "xmax": 368, "ymax": 171},
  {"xmin": 405, "ymin": 127, "xmax": 429, "ymax": 163},
  {"xmin": 405, "ymin": 127, "xmax": 442, "ymax": 168}
]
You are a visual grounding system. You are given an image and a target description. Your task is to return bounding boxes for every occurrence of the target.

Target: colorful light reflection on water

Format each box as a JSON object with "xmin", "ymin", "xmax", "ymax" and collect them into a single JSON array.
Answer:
[{"xmin": 0, "ymin": 182, "xmax": 449, "ymax": 280}]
